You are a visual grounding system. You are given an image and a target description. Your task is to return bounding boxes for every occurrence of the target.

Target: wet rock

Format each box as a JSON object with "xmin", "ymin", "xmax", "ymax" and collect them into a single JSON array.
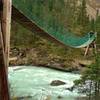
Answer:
[
  {"xmin": 50, "ymin": 80, "xmax": 66, "ymax": 86},
  {"xmin": 57, "ymin": 96, "xmax": 63, "ymax": 99},
  {"xmin": 65, "ymin": 86, "xmax": 75, "ymax": 92}
]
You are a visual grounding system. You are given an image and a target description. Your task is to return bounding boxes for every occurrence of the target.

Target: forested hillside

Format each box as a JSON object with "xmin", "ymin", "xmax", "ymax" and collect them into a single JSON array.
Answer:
[{"xmin": 10, "ymin": 0, "xmax": 100, "ymax": 71}]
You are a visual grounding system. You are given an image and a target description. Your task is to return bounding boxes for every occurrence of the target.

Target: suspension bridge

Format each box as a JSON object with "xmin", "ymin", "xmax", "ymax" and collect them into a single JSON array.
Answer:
[{"xmin": 0, "ymin": 0, "xmax": 96, "ymax": 99}]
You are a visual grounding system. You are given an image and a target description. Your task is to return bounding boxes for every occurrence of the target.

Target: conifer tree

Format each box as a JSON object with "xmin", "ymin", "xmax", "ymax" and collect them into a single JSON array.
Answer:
[
  {"xmin": 77, "ymin": 0, "xmax": 87, "ymax": 25},
  {"xmin": 74, "ymin": 53, "xmax": 100, "ymax": 100}
]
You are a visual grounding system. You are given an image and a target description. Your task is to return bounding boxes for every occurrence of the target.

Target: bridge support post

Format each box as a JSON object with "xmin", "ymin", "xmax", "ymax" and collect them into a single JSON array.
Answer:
[
  {"xmin": 0, "ymin": 0, "xmax": 12, "ymax": 99},
  {"xmin": 2, "ymin": 0, "xmax": 12, "ymax": 68}
]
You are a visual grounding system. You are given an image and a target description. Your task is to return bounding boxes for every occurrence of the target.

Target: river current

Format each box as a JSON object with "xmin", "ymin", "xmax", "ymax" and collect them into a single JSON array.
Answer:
[{"xmin": 9, "ymin": 66, "xmax": 85, "ymax": 100}]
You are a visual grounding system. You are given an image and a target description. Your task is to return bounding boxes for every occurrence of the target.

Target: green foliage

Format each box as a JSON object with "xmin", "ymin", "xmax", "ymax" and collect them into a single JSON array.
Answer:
[
  {"xmin": 11, "ymin": 0, "xmax": 100, "ymax": 59},
  {"xmin": 77, "ymin": 0, "xmax": 90, "ymax": 33},
  {"xmin": 74, "ymin": 53, "xmax": 100, "ymax": 100},
  {"xmin": 11, "ymin": 21, "xmax": 38, "ymax": 47},
  {"xmin": 13, "ymin": 0, "xmax": 91, "ymax": 34},
  {"xmin": 77, "ymin": 0, "xmax": 87, "ymax": 25},
  {"xmin": 11, "ymin": 1, "xmax": 99, "ymax": 60}
]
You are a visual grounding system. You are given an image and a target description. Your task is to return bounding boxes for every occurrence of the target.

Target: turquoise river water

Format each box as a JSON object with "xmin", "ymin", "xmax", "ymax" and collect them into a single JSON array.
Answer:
[{"xmin": 8, "ymin": 66, "xmax": 85, "ymax": 100}]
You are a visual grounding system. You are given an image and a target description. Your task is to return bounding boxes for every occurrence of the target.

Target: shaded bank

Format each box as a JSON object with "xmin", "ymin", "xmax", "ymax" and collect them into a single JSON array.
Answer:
[{"xmin": 9, "ymin": 47, "xmax": 93, "ymax": 73}]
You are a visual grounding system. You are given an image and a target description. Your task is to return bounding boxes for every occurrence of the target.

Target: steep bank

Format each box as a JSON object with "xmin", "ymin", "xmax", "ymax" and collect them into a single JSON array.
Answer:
[
  {"xmin": 9, "ymin": 45, "xmax": 93, "ymax": 72},
  {"xmin": 10, "ymin": 21, "xmax": 94, "ymax": 72}
]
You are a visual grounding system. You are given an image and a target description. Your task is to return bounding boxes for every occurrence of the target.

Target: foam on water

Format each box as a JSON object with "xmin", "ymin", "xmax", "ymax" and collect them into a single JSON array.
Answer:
[{"xmin": 9, "ymin": 66, "xmax": 84, "ymax": 100}]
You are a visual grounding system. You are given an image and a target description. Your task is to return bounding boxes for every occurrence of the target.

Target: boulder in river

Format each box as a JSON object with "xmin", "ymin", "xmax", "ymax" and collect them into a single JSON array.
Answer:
[{"xmin": 50, "ymin": 80, "xmax": 66, "ymax": 86}]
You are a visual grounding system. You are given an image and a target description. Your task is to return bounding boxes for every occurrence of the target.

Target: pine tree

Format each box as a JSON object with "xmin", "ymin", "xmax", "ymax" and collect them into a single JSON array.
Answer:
[
  {"xmin": 74, "ymin": 53, "xmax": 100, "ymax": 100},
  {"xmin": 76, "ymin": 0, "xmax": 90, "ymax": 33},
  {"xmin": 77, "ymin": 0, "xmax": 87, "ymax": 25}
]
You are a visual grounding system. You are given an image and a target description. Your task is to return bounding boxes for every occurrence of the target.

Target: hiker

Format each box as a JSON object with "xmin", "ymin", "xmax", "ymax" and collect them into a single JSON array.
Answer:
[
  {"xmin": 84, "ymin": 31, "xmax": 97, "ymax": 56},
  {"xmin": 89, "ymin": 31, "xmax": 95, "ymax": 37}
]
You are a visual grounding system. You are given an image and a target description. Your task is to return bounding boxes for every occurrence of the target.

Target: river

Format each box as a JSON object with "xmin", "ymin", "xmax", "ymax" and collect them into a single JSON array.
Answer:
[{"xmin": 8, "ymin": 66, "xmax": 85, "ymax": 100}]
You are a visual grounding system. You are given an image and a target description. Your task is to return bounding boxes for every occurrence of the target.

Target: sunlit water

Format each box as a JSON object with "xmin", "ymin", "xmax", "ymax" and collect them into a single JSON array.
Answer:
[{"xmin": 8, "ymin": 66, "xmax": 85, "ymax": 100}]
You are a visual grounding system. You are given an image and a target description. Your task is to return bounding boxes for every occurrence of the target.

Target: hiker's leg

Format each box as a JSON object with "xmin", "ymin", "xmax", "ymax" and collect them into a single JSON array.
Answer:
[{"xmin": 84, "ymin": 45, "xmax": 90, "ymax": 56}]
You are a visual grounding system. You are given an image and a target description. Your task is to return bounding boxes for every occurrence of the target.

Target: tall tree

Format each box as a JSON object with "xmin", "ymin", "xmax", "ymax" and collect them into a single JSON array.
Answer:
[
  {"xmin": 77, "ymin": 0, "xmax": 88, "ymax": 25},
  {"xmin": 74, "ymin": 53, "xmax": 100, "ymax": 100}
]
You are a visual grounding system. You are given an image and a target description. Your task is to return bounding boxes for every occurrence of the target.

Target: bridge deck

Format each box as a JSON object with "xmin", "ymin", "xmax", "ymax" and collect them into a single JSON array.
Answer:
[{"xmin": 12, "ymin": 6, "xmax": 67, "ymax": 47}]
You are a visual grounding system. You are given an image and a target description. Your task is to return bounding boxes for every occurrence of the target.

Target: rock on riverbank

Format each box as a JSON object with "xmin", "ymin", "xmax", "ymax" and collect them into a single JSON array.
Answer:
[{"xmin": 9, "ymin": 47, "xmax": 93, "ymax": 72}]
